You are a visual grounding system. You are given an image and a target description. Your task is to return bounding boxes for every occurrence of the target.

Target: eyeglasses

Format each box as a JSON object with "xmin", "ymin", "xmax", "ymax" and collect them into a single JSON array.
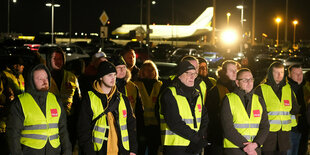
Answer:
[
  {"xmin": 238, "ymin": 78, "xmax": 254, "ymax": 83},
  {"xmin": 184, "ymin": 71, "xmax": 198, "ymax": 77}
]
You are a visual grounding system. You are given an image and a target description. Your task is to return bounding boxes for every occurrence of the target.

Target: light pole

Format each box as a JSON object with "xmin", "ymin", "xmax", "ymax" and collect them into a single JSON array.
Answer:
[
  {"xmin": 7, "ymin": 0, "xmax": 17, "ymax": 34},
  {"xmin": 236, "ymin": 5, "xmax": 244, "ymax": 28},
  {"xmin": 226, "ymin": 12, "xmax": 231, "ymax": 27},
  {"xmin": 46, "ymin": 0, "xmax": 60, "ymax": 44},
  {"xmin": 293, "ymin": 20, "xmax": 298, "ymax": 48},
  {"xmin": 275, "ymin": 17, "xmax": 281, "ymax": 47}
]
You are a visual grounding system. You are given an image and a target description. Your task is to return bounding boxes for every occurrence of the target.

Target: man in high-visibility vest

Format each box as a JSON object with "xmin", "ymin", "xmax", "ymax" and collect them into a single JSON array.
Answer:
[
  {"xmin": 77, "ymin": 61, "xmax": 138, "ymax": 155},
  {"xmin": 159, "ymin": 61, "xmax": 208, "ymax": 154},
  {"xmin": 205, "ymin": 60, "xmax": 240, "ymax": 155},
  {"xmin": 255, "ymin": 62, "xmax": 299, "ymax": 154},
  {"xmin": 221, "ymin": 68, "xmax": 269, "ymax": 155},
  {"xmin": 7, "ymin": 64, "xmax": 72, "ymax": 155}
]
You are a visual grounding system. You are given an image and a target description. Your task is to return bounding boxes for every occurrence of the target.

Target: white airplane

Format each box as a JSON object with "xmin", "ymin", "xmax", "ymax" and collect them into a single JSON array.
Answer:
[{"xmin": 112, "ymin": 7, "xmax": 213, "ymax": 39}]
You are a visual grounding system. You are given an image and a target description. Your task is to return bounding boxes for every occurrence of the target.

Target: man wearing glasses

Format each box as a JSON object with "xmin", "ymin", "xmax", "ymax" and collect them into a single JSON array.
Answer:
[
  {"xmin": 159, "ymin": 61, "xmax": 208, "ymax": 155},
  {"xmin": 255, "ymin": 62, "xmax": 299, "ymax": 155},
  {"xmin": 221, "ymin": 68, "xmax": 269, "ymax": 155}
]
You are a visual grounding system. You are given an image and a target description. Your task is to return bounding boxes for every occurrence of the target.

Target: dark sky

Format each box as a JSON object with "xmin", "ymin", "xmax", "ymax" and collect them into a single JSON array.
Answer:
[{"xmin": 0, "ymin": 0, "xmax": 309, "ymax": 41}]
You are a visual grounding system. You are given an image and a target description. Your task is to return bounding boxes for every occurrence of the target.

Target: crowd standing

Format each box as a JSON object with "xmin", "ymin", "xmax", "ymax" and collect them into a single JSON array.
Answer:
[{"xmin": 0, "ymin": 46, "xmax": 310, "ymax": 155}]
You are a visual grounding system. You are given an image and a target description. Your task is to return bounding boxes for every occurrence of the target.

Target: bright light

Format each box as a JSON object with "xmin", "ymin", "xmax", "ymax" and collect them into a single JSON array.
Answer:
[
  {"xmin": 45, "ymin": 3, "xmax": 60, "ymax": 7},
  {"xmin": 275, "ymin": 17, "xmax": 281, "ymax": 23},
  {"xmin": 46, "ymin": 3, "xmax": 52, "ymax": 6},
  {"xmin": 221, "ymin": 29, "xmax": 238, "ymax": 44},
  {"xmin": 54, "ymin": 4, "xmax": 60, "ymax": 7},
  {"xmin": 226, "ymin": 12, "xmax": 231, "ymax": 17},
  {"xmin": 12, "ymin": 0, "xmax": 17, "ymax": 3},
  {"xmin": 152, "ymin": 1, "xmax": 156, "ymax": 5},
  {"xmin": 293, "ymin": 20, "xmax": 298, "ymax": 25},
  {"xmin": 236, "ymin": 5, "xmax": 243, "ymax": 9}
]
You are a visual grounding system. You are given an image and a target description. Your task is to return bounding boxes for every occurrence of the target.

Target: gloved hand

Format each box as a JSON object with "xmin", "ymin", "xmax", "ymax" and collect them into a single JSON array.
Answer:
[{"xmin": 185, "ymin": 135, "xmax": 207, "ymax": 154}]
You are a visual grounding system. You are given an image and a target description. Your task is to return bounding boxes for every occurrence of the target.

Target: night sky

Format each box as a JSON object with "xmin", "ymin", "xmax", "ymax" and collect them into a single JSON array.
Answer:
[{"xmin": 0, "ymin": 0, "xmax": 309, "ymax": 42}]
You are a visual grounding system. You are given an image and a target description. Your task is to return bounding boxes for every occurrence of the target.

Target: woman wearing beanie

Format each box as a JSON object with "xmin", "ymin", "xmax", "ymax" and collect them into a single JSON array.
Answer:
[{"xmin": 77, "ymin": 61, "xmax": 138, "ymax": 155}]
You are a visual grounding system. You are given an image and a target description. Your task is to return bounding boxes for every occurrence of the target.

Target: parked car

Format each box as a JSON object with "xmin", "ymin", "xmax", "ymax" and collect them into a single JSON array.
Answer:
[
  {"xmin": 154, "ymin": 61, "xmax": 178, "ymax": 81},
  {"xmin": 152, "ymin": 44, "xmax": 175, "ymax": 61},
  {"xmin": 169, "ymin": 48, "xmax": 200, "ymax": 63},
  {"xmin": 59, "ymin": 44, "xmax": 90, "ymax": 62}
]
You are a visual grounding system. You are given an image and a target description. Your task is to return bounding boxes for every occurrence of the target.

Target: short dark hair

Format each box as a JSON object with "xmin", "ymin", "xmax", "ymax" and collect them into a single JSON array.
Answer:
[
  {"xmin": 196, "ymin": 57, "xmax": 208, "ymax": 65},
  {"xmin": 120, "ymin": 47, "xmax": 135, "ymax": 57},
  {"xmin": 216, "ymin": 60, "xmax": 240, "ymax": 78},
  {"xmin": 288, "ymin": 64, "xmax": 302, "ymax": 75},
  {"xmin": 237, "ymin": 68, "xmax": 252, "ymax": 79}
]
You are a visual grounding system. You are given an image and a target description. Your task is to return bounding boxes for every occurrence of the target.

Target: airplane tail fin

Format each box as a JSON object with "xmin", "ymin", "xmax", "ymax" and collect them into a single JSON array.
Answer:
[{"xmin": 190, "ymin": 7, "xmax": 213, "ymax": 27}]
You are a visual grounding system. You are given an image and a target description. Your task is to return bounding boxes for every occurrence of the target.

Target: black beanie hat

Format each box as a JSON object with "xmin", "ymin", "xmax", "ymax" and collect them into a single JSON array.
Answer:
[
  {"xmin": 96, "ymin": 61, "xmax": 116, "ymax": 79},
  {"xmin": 110, "ymin": 56, "xmax": 126, "ymax": 67},
  {"xmin": 177, "ymin": 61, "xmax": 196, "ymax": 77}
]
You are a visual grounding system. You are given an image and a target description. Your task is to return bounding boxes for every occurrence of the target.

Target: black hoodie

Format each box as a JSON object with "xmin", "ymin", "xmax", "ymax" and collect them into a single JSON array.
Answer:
[{"xmin": 7, "ymin": 64, "xmax": 72, "ymax": 155}]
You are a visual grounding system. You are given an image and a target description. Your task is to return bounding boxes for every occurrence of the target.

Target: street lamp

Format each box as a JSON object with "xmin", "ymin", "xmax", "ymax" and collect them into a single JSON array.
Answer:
[
  {"xmin": 236, "ymin": 5, "xmax": 244, "ymax": 28},
  {"xmin": 226, "ymin": 12, "xmax": 231, "ymax": 26},
  {"xmin": 293, "ymin": 20, "xmax": 298, "ymax": 48},
  {"xmin": 46, "ymin": 0, "xmax": 60, "ymax": 44},
  {"xmin": 7, "ymin": 0, "xmax": 17, "ymax": 34},
  {"xmin": 275, "ymin": 17, "xmax": 281, "ymax": 47}
]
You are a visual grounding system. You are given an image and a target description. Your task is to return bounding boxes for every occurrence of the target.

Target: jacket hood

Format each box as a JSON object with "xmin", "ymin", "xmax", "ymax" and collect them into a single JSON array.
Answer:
[
  {"xmin": 263, "ymin": 62, "xmax": 286, "ymax": 86},
  {"xmin": 46, "ymin": 49, "xmax": 66, "ymax": 72},
  {"xmin": 25, "ymin": 64, "xmax": 51, "ymax": 96}
]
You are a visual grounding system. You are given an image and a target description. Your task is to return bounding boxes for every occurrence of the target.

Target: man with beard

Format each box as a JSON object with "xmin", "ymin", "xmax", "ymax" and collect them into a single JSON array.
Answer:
[
  {"xmin": 255, "ymin": 62, "xmax": 299, "ymax": 155},
  {"xmin": 197, "ymin": 57, "xmax": 216, "ymax": 92},
  {"xmin": 77, "ymin": 61, "xmax": 137, "ymax": 155},
  {"xmin": 120, "ymin": 48, "xmax": 140, "ymax": 81},
  {"xmin": 205, "ymin": 60, "xmax": 240, "ymax": 155},
  {"xmin": 221, "ymin": 68, "xmax": 269, "ymax": 155},
  {"xmin": 7, "ymin": 64, "xmax": 72, "ymax": 155},
  {"xmin": 159, "ymin": 61, "xmax": 208, "ymax": 155}
]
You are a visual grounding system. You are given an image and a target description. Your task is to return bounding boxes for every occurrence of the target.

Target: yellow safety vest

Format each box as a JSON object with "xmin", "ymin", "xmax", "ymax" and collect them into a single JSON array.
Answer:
[
  {"xmin": 135, "ymin": 80, "xmax": 162, "ymax": 126},
  {"xmin": 223, "ymin": 93, "xmax": 263, "ymax": 148},
  {"xmin": 19, "ymin": 92, "xmax": 61, "ymax": 149},
  {"xmin": 88, "ymin": 91, "xmax": 130, "ymax": 151},
  {"xmin": 261, "ymin": 83, "xmax": 293, "ymax": 132},
  {"xmin": 3, "ymin": 68, "xmax": 25, "ymax": 93},
  {"xmin": 160, "ymin": 87, "xmax": 203, "ymax": 146},
  {"xmin": 125, "ymin": 81, "xmax": 138, "ymax": 111},
  {"xmin": 50, "ymin": 70, "xmax": 78, "ymax": 105}
]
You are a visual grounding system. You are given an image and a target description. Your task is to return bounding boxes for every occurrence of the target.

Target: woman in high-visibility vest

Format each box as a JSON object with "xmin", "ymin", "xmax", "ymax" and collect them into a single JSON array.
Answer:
[
  {"xmin": 221, "ymin": 68, "xmax": 269, "ymax": 155},
  {"xmin": 135, "ymin": 60, "xmax": 162, "ymax": 155}
]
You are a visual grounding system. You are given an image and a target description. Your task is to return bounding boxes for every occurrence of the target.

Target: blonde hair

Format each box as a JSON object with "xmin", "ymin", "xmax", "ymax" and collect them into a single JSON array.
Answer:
[{"xmin": 138, "ymin": 60, "xmax": 159, "ymax": 80}]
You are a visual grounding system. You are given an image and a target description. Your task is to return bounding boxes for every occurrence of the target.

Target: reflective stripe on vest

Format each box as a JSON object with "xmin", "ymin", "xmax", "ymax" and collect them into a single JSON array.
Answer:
[
  {"xmin": 135, "ymin": 81, "xmax": 162, "ymax": 126},
  {"xmin": 261, "ymin": 83, "xmax": 292, "ymax": 132},
  {"xmin": 19, "ymin": 92, "xmax": 61, "ymax": 149},
  {"xmin": 159, "ymin": 87, "xmax": 203, "ymax": 146},
  {"xmin": 50, "ymin": 70, "xmax": 77, "ymax": 104},
  {"xmin": 223, "ymin": 93, "xmax": 262, "ymax": 148},
  {"xmin": 88, "ymin": 91, "xmax": 130, "ymax": 151},
  {"xmin": 125, "ymin": 81, "xmax": 138, "ymax": 111}
]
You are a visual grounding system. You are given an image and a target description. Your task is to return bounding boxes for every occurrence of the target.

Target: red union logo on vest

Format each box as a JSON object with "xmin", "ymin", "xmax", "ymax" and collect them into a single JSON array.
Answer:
[
  {"xmin": 51, "ymin": 109, "xmax": 58, "ymax": 117},
  {"xmin": 122, "ymin": 110, "xmax": 127, "ymax": 118},
  {"xmin": 253, "ymin": 110, "xmax": 260, "ymax": 117},
  {"xmin": 197, "ymin": 104, "xmax": 202, "ymax": 112},
  {"xmin": 284, "ymin": 100, "xmax": 290, "ymax": 106}
]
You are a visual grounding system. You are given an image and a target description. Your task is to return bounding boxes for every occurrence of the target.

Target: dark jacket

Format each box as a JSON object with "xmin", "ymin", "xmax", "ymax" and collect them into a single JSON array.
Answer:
[
  {"xmin": 77, "ymin": 84, "xmax": 138, "ymax": 155},
  {"xmin": 160, "ymin": 78, "xmax": 208, "ymax": 155},
  {"xmin": 7, "ymin": 64, "xmax": 72, "ymax": 155},
  {"xmin": 221, "ymin": 88, "xmax": 270, "ymax": 155},
  {"xmin": 205, "ymin": 78, "xmax": 235, "ymax": 146},
  {"xmin": 254, "ymin": 65, "xmax": 300, "ymax": 151},
  {"xmin": 287, "ymin": 77, "xmax": 308, "ymax": 133}
]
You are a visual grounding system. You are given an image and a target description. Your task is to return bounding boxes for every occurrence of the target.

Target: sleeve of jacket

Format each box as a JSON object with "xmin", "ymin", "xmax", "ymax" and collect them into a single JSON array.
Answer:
[
  {"xmin": 253, "ymin": 96, "xmax": 270, "ymax": 146},
  {"xmin": 221, "ymin": 95, "xmax": 248, "ymax": 148},
  {"xmin": 77, "ymin": 94, "xmax": 96, "ymax": 155},
  {"xmin": 290, "ymin": 90, "xmax": 300, "ymax": 115},
  {"xmin": 160, "ymin": 89, "xmax": 202, "ymax": 143},
  {"xmin": 123, "ymin": 95, "xmax": 138, "ymax": 154},
  {"xmin": 7, "ymin": 98, "xmax": 24, "ymax": 155},
  {"xmin": 57, "ymin": 98, "xmax": 72, "ymax": 155}
]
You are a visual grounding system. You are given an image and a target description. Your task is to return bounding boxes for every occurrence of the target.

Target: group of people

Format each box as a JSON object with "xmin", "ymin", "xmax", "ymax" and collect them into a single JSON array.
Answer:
[{"xmin": 0, "ymin": 46, "xmax": 310, "ymax": 155}]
